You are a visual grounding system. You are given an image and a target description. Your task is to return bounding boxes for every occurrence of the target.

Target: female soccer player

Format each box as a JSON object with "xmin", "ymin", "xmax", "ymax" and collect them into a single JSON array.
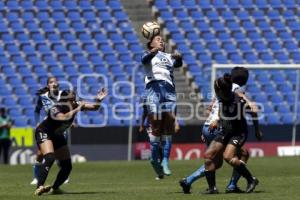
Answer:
[
  {"xmin": 0, "ymin": 107, "xmax": 12, "ymax": 164},
  {"xmin": 31, "ymin": 77, "xmax": 63, "ymax": 185},
  {"xmin": 34, "ymin": 88, "xmax": 107, "ymax": 195},
  {"xmin": 203, "ymin": 74, "xmax": 261, "ymax": 194},
  {"xmin": 141, "ymin": 35, "xmax": 182, "ymax": 178},
  {"xmin": 180, "ymin": 67, "xmax": 254, "ymax": 193},
  {"xmin": 139, "ymin": 104, "xmax": 180, "ymax": 180}
]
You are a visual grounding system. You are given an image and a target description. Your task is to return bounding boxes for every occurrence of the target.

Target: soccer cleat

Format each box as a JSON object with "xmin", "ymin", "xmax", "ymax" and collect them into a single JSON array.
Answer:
[
  {"xmin": 150, "ymin": 160, "xmax": 164, "ymax": 178},
  {"xmin": 64, "ymin": 178, "xmax": 70, "ymax": 184},
  {"xmin": 179, "ymin": 178, "xmax": 191, "ymax": 194},
  {"xmin": 34, "ymin": 185, "xmax": 52, "ymax": 196},
  {"xmin": 203, "ymin": 187, "xmax": 219, "ymax": 194},
  {"xmin": 161, "ymin": 160, "xmax": 172, "ymax": 176},
  {"xmin": 155, "ymin": 175, "xmax": 164, "ymax": 181},
  {"xmin": 225, "ymin": 186, "xmax": 244, "ymax": 193},
  {"xmin": 246, "ymin": 177, "xmax": 259, "ymax": 193},
  {"xmin": 50, "ymin": 188, "xmax": 65, "ymax": 195},
  {"xmin": 30, "ymin": 178, "xmax": 38, "ymax": 185}
]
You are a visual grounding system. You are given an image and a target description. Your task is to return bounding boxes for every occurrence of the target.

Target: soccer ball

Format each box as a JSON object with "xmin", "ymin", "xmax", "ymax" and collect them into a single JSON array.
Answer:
[{"xmin": 141, "ymin": 21, "xmax": 161, "ymax": 40}]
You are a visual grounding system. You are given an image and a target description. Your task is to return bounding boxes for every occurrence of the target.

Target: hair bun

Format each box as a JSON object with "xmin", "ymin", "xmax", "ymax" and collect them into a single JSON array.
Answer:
[{"xmin": 223, "ymin": 73, "xmax": 232, "ymax": 83}]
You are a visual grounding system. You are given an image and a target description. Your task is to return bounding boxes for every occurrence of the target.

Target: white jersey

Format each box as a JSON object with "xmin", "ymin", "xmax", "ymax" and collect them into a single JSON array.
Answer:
[
  {"xmin": 143, "ymin": 51, "xmax": 175, "ymax": 86},
  {"xmin": 232, "ymin": 83, "xmax": 245, "ymax": 93},
  {"xmin": 204, "ymin": 83, "xmax": 244, "ymax": 125}
]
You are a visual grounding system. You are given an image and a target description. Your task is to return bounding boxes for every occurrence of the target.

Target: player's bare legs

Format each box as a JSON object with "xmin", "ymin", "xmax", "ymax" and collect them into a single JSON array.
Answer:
[
  {"xmin": 223, "ymin": 144, "xmax": 258, "ymax": 193},
  {"xmin": 34, "ymin": 140, "xmax": 55, "ymax": 195},
  {"xmin": 31, "ymin": 150, "xmax": 44, "ymax": 185},
  {"xmin": 226, "ymin": 147, "xmax": 250, "ymax": 192},
  {"xmin": 203, "ymin": 141, "xmax": 225, "ymax": 194},
  {"xmin": 50, "ymin": 145, "xmax": 72, "ymax": 194}
]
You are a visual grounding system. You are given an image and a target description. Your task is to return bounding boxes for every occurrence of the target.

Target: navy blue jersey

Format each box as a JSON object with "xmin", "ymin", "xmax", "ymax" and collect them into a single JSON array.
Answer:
[
  {"xmin": 35, "ymin": 91, "xmax": 62, "ymax": 123},
  {"xmin": 36, "ymin": 102, "xmax": 79, "ymax": 135},
  {"xmin": 219, "ymin": 94, "xmax": 248, "ymax": 136}
]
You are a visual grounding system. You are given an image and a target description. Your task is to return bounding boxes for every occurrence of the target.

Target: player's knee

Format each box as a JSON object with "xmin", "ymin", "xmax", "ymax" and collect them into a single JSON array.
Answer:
[
  {"xmin": 204, "ymin": 159, "xmax": 215, "ymax": 171},
  {"xmin": 223, "ymin": 154, "xmax": 234, "ymax": 163},
  {"xmin": 149, "ymin": 133, "xmax": 160, "ymax": 143},
  {"xmin": 161, "ymin": 135, "xmax": 172, "ymax": 142},
  {"xmin": 204, "ymin": 151, "xmax": 214, "ymax": 160},
  {"xmin": 44, "ymin": 153, "xmax": 55, "ymax": 167},
  {"xmin": 241, "ymin": 149, "xmax": 250, "ymax": 161},
  {"xmin": 152, "ymin": 129, "xmax": 161, "ymax": 136},
  {"xmin": 226, "ymin": 157, "xmax": 239, "ymax": 166}
]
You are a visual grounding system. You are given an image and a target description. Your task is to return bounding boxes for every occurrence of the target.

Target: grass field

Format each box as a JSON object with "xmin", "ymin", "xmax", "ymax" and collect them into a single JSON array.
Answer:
[{"xmin": 1, "ymin": 157, "xmax": 300, "ymax": 200}]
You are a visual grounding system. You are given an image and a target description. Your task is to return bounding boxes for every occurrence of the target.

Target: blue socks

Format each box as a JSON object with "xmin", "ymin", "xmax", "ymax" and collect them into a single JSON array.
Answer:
[
  {"xmin": 150, "ymin": 141, "xmax": 160, "ymax": 162},
  {"xmin": 186, "ymin": 164, "xmax": 205, "ymax": 185},
  {"xmin": 33, "ymin": 161, "xmax": 42, "ymax": 179},
  {"xmin": 149, "ymin": 134, "xmax": 164, "ymax": 177},
  {"xmin": 184, "ymin": 165, "xmax": 242, "ymax": 188},
  {"xmin": 161, "ymin": 135, "xmax": 172, "ymax": 164},
  {"xmin": 227, "ymin": 168, "xmax": 242, "ymax": 189}
]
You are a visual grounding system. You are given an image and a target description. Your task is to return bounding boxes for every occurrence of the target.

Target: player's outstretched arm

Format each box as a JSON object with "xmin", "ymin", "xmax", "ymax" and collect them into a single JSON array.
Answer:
[
  {"xmin": 53, "ymin": 104, "xmax": 83, "ymax": 121},
  {"xmin": 81, "ymin": 88, "xmax": 108, "ymax": 111},
  {"xmin": 237, "ymin": 92, "xmax": 258, "ymax": 113}
]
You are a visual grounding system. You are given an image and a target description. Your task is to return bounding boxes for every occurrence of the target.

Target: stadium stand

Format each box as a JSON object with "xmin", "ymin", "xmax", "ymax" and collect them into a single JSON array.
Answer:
[
  {"xmin": 0, "ymin": 0, "xmax": 144, "ymax": 126},
  {"xmin": 151, "ymin": 0, "xmax": 300, "ymax": 124},
  {"xmin": 1, "ymin": 0, "xmax": 300, "ymax": 126}
]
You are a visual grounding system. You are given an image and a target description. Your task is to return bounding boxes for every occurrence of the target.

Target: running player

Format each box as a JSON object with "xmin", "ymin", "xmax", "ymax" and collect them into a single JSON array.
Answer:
[
  {"xmin": 141, "ymin": 35, "xmax": 182, "ymax": 178},
  {"xmin": 34, "ymin": 88, "xmax": 107, "ymax": 195},
  {"xmin": 31, "ymin": 77, "xmax": 63, "ymax": 185},
  {"xmin": 179, "ymin": 67, "xmax": 258, "ymax": 193},
  {"xmin": 203, "ymin": 74, "xmax": 261, "ymax": 194}
]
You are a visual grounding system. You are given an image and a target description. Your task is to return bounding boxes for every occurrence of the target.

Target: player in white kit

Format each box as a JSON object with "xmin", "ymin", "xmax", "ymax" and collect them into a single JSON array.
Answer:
[{"xmin": 141, "ymin": 35, "xmax": 182, "ymax": 179}]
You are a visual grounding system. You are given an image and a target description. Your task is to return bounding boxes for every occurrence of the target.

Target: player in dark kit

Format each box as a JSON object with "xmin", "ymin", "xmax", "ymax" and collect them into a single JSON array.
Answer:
[
  {"xmin": 203, "ymin": 74, "xmax": 262, "ymax": 194},
  {"xmin": 34, "ymin": 88, "xmax": 107, "ymax": 195},
  {"xmin": 179, "ymin": 67, "xmax": 257, "ymax": 194},
  {"xmin": 31, "ymin": 77, "xmax": 64, "ymax": 185}
]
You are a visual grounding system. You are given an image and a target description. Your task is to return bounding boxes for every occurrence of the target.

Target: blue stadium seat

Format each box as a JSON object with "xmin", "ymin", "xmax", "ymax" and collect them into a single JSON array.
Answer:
[
  {"xmin": 263, "ymin": 103, "xmax": 274, "ymax": 114},
  {"xmin": 281, "ymin": 113, "xmax": 294, "ymax": 124},
  {"xmin": 0, "ymin": 0, "xmax": 298, "ymax": 126},
  {"xmin": 266, "ymin": 114, "xmax": 282, "ymax": 124},
  {"xmin": 275, "ymin": 103, "xmax": 290, "ymax": 113},
  {"xmin": 13, "ymin": 117, "xmax": 29, "ymax": 127}
]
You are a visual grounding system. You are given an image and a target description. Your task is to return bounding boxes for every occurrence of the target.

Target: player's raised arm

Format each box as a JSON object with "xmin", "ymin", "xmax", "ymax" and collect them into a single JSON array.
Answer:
[
  {"xmin": 172, "ymin": 52, "xmax": 183, "ymax": 68},
  {"xmin": 81, "ymin": 88, "xmax": 108, "ymax": 111},
  {"xmin": 141, "ymin": 48, "xmax": 160, "ymax": 65}
]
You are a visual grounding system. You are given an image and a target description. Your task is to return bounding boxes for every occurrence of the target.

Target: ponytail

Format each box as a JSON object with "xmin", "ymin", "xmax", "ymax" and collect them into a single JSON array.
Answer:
[
  {"xmin": 214, "ymin": 73, "xmax": 232, "ymax": 95},
  {"xmin": 223, "ymin": 73, "xmax": 232, "ymax": 84},
  {"xmin": 36, "ymin": 87, "xmax": 49, "ymax": 95}
]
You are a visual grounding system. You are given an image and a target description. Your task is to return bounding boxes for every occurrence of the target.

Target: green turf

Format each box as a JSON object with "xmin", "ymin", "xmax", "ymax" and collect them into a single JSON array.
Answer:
[{"xmin": 0, "ymin": 157, "xmax": 299, "ymax": 200}]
